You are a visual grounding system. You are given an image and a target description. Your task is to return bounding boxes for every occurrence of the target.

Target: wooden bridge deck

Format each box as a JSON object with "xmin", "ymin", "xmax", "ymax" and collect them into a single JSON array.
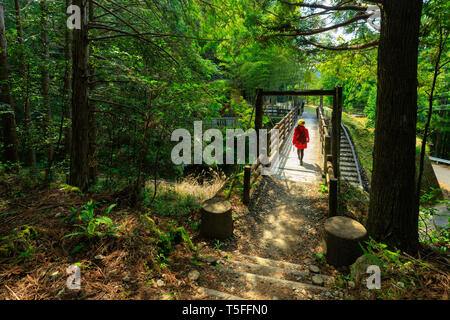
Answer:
[{"xmin": 271, "ymin": 112, "xmax": 322, "ymax": 183}]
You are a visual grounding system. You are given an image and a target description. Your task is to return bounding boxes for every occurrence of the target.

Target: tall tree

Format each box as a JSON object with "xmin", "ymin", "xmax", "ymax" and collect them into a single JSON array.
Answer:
[
  {"xmin": 64, "ymin": 0, "xmax": 72, "ymax": 158},
  {"xmin": 0, "ymin": 0, "xmax": 19, "ymax": 168},
  {"xmin": 367, "ymin": 0, "xmax": 423, "ymax": 254},
  {"xmin": 69, "ymin": 0, "xmax": 90, "ymax": 191},
  {"xmin": 14, "ymin": 0, "xmax": 36, "ymax": 170},
  {"xmin": 40, "ymin": 0, "xmax": 54, "ymax": 180}
]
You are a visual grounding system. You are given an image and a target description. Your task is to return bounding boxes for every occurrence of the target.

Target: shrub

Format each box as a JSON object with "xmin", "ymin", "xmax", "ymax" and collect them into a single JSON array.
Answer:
[{"xmin": 62, "ymin": 200, "xmax": 118, "ymax": 241}]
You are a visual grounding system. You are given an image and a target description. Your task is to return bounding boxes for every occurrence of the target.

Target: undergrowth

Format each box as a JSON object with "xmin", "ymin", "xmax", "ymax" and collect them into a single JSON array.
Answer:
[{"xmin": 349, "ymin": 238, "xmax": 449, "ymax": 300}]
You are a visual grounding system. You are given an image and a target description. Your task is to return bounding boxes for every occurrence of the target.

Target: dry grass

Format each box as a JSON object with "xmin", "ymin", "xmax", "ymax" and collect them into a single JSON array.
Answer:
[
  {"xmin": 146, "ymin": 172, "xmax": 226, "ymax": 205},
  {"xmin": 174, "ymin": 176, "xmax": 226, "ymax": 202}
]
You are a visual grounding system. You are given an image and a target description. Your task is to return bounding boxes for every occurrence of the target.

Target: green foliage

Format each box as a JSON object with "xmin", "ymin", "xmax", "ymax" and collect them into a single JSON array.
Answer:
[
  {"xmin": 215, "ymin": 240, "xmax": 222, "ymax": 250},
  {"xmin": 59, "ymin": 184, "xmax": 81, "ymax": 194},
  {"xmin": 142, "ymin": 216, "xmax": 196, "ymax": 268},
  {"xmin": 0, "ymin": 225, "xmax": 38, "ymax": 258},
  {"xmin": 315, "ymin": 253, "xmax": 324, "ymax": 265},
  {"xmin": 146, "ymin": 187, "xmax": 200, "ymax": 217},
  {"xmin": 419, "ymin": 190, "xmax": 450, "ymax": 254},
  {"xmin": 356, "ymin": 237, "xmax": 447, "ymax": 299},
  {"xmin": 359, "ymin": 238, "xmax": 402, "ymax": 270},
  {"xmin": 191, "ymin": 220, "xmax": 201, "ymax": 233},
  {"xmin": 318, "ymin": 50, "xmax": 377, "ymax": 114},
  {"xmin": 190, "ymin": 255, "xmax": 203, "ymax": 267},
  {"xmin": 62, "ymin": 201, "xmax": 118, "ymax": 241},
  {"xmin": 333, "ymin": 273, "xmax": 351, "ymax": 289},
  {"xmin": 318, "ymin": 184, "xmax": 328, "ymax": 194}
]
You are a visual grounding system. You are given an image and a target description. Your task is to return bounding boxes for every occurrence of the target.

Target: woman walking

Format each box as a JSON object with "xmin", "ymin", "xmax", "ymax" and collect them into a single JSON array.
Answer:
[{"xmin": 293, "ymin": 119, "xmax": 309, "ymax": 166}]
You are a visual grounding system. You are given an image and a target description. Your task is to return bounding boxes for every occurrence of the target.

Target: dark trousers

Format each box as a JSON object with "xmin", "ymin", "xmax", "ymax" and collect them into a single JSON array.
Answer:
[{"xmin": 297, "ymin": 148, "xmax": 304, "ymax": 161}]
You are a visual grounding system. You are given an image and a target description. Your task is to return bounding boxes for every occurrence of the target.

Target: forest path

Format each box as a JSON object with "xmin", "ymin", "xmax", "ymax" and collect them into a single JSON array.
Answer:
[
  {"xmin": 271, "ymin": 112, "xmax": 322, "ymax": 183},
  {"xmin": 188, "ymin": 110, "xmax": 342, "ymax": 300},
  {"xmin": 190, "ymin": 174, "xmax": 340, "ymax": 300}
]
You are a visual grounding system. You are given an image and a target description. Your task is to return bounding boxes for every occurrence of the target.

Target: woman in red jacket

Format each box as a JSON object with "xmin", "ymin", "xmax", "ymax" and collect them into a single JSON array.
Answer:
[{"xmin": 293, "ymin": 119, "xmax": 309, "ymax": 165}]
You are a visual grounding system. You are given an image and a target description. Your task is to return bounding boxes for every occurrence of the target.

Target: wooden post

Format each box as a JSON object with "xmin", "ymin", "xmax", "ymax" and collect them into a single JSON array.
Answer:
[
  {"xmin": 335, "ymin": 86, "xmax": 343, "ymax": 215},
  {"xmin": 255, "ymin": 88, "xmax": 263, "ymax": 153},
  {"xmin": 329, "ymin": 177, "xmax": 338, "ymax": 217},
  {"xmin": 243, "ymin": 166, "xmax": 251, "ymax": 205},
  {"xmin": 331, "ymin": 90, "xmax": 338, "ymax": 177},
  {"xmin": 335, "ymin": 86, "xmax": 343, "ymax": 180}
]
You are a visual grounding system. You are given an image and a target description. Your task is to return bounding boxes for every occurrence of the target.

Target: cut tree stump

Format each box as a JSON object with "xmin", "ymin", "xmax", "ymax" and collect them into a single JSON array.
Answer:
[
  {"xmin": 324, "ymin": 216, "xmax": 367, "ymax": 267},
  {"xmin": 200, "ymin": 197, "xmax": 233, "ymax": 239}
]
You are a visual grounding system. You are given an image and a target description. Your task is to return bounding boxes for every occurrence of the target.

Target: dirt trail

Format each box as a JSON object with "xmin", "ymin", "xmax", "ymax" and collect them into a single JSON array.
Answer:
[
  {"xmin": 186, "ymin": 175, "xmax": 345, "ymax": 300},
  {"xmin": 228, "ymin": 175, "xmax": 328, "ymax": 264}
]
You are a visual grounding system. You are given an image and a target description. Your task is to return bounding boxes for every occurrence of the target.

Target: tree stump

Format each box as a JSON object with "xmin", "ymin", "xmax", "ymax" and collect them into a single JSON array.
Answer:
[
  {"xmin": 324, "ymin": 216, "xmax": 367, "ymax": 267},
  {"xmin": 200, "ymin": 197, "xmax": 233, "ymax": 239}
]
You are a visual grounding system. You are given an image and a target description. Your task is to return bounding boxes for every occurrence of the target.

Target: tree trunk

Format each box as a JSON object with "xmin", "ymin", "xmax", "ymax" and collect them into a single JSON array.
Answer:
[
  {"xmin": 0, "ymin": 0, "xmax": 19, "ymax": 167},
  {"xmin": 88, "ymin": 109, "xmax": 97, "ymax": 185},
  {"xmin": 64, "ymin": 0, "xmax": 72, "ymax": 158},
  {"xmin": 15, "ymin": 0, "xmax": 36, "ymax": 170},
  {"xmin": 40, "ymin": 0, "xmax": 54, "ymax": 180},
  {"xmin": 367, "ymin": 0, "xmax": 423, "ymax": 255},
  {"xmin": 87, "ymin": 0, "xmax": 97, "ymax": 186},
  {"xmin": 69, "ymin": 0, "xmax": 90, "ymax": 191}
]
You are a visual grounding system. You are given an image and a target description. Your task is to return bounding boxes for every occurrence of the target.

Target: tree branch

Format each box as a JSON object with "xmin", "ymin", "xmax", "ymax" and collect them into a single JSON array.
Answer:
[
  {"xmin": 88, "ymin": 23, "xmax": 178, "ymax": 64},
  {"xmin": 279, "ymin": 0, "xmax": 369, "ymax": 11},
  {"xmin": 304, "ymin": 38, "xmax": 379, "ymax": 51},
  {"xmin": 264, "ymin": 13, "xmax": 372, "ymax": 38}
]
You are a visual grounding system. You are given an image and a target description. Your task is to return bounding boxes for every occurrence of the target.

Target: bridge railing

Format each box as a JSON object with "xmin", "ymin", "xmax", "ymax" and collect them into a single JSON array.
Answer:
[
  {"xmin": 316, "ymin": 106, "xmax": 338, "ymax": 216},
  {"xmin": 243, "ymin": 105, "xmax": 300, "ymax": 204}
]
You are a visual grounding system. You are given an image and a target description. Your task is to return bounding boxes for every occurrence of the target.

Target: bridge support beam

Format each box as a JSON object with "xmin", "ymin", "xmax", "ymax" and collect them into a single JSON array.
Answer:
[
  {"xmin": 255, "ymin": 88, "xmax": 264, "ymax": 152},
  {"xmin": 243, "ymin": 166, "xmax": 251, "ymax": 205},
  {"xmin": 331, "ymin": 86, "xmax": 342, "ymax": 180},
  {"xmin": 331, "ymin": 86, "xmax": 343, "ymax": 214}
]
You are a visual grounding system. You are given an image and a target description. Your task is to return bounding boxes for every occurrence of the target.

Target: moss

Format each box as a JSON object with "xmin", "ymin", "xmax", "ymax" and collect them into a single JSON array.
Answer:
[
  {"xmin": 142, "ymin": 216, "xmax": 164, "ymax": 238},
  {"xmin": 59, "ymin": 183, "xmax": 81, "ymax": 193},
  {"xmin": 142, "ymin": 216, "xmax": 196, "ymax": 255},
  {"xmin": 0, "ymin": 225, "xmax": 38, "ymax": 258},
  {"xmin": 172, "ymin": 226, "xmax": 196, "ymax": 251}
]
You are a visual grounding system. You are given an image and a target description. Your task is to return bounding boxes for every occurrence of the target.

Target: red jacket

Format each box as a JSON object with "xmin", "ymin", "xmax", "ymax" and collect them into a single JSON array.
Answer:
[{"xmin": 293, "ymin": 126, "xmax": 309, "ymax": 149}]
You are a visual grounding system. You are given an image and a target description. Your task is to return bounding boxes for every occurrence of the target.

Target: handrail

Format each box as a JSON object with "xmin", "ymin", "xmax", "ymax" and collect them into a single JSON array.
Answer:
[
  {"xmin": 316, "ymin": 106, "xmax": 338, "ymax": 216},
  {"xmin": 316, "ymin": 106, "xmax": 333, "ymax": 178},
  {"xmin": 243, "ymin": 104, "xmax": 299, "ymax": 204},
  {"xmin": 429, "ymin": 156, "xmax": 450, "ymax": 165}
]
